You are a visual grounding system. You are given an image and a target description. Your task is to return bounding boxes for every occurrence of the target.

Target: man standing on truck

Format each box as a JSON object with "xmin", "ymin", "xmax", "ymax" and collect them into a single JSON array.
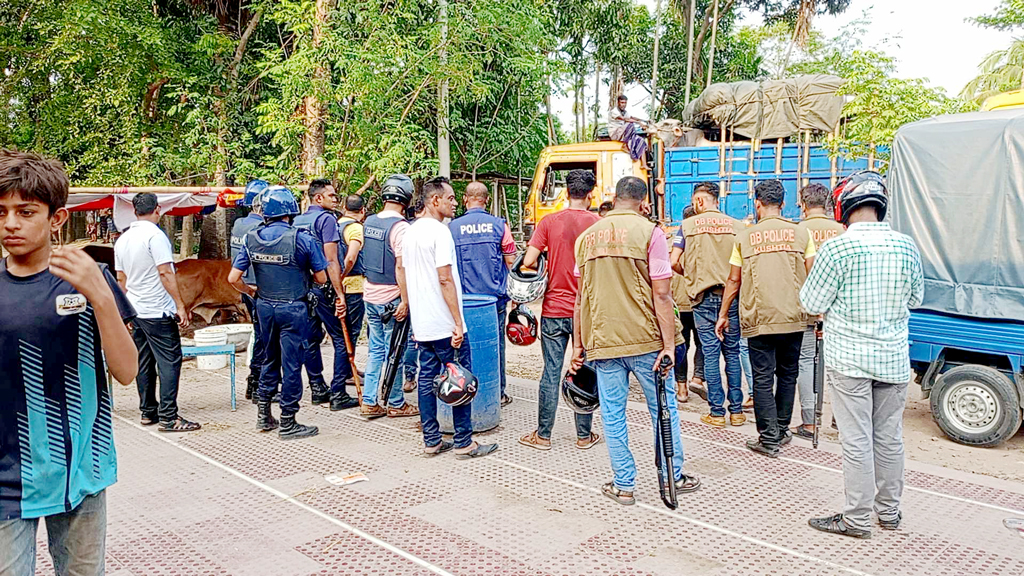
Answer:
[
  {"xmin": 800, "ymin": 172, "xmax": 924, "ymax": 539},
  {"xmin": 793, "ymin": 183, "xmax": 845, "ymax": 439},
  {"xmin": 518, "ymin": 169, "xmax": 602, "ymax": 451},
  {"xmin": 670, "ymin": 182, "xmax": 746, "ymax": 428},
  {"xmin": 449, "ymin": 182, "xmax": 517, "ymax": 406},
  {"xmin": 715, "ymin": 180, "xmax": 816, "ymax": 457}
]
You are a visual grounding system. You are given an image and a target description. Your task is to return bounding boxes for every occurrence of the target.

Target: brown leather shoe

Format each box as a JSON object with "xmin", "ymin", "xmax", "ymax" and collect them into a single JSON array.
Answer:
[
  {"xmin": 360, "ymin": 404, "xmax": 387, "ymax": 419},
  {"xmin": 701, "ymin": 414, "xmax": 726, "ymax": 428},
  {"xmin": 729, "ymin": 413, "xmax": 747, "ymax": 426},
  {"xmin": 387, "ymin": 403, "xmax": 420, "ymax": 418}
]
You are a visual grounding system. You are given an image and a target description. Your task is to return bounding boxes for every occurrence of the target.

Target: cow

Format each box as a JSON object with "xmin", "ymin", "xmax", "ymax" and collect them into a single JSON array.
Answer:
[{"xmin": 174, "ymin": 259, "xmax": 248, "ymax": 325}]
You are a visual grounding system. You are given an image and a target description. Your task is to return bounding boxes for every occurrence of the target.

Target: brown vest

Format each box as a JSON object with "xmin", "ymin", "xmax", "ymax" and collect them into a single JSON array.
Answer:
[
  {"xmin": 576, "ymin": 210, "xmax": 682, "ymax": 360},
  {"xmin": 800, "ymin": 214, "xmax": 845, "ymax": 249},
  {"xmin": 681, "ymin": 210, "xmax": 743, "ymax": 304},
  {"xmin": 736, "ymin": 216, "xmax": 810, "ymax": 337},
  {"xmin": 671, "ymin": 274, "xmax": 691, "ymax": 312}
]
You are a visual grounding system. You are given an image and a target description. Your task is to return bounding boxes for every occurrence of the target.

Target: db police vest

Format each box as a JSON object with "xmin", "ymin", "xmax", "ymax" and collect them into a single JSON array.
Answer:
[
  {"xmin": 800, "ymin": 214, "xmax": 845, "ymax": 249},
  {"xmin": 244, "ymin": 225, "xmax": 308, "ymax": 303},
  {"xmin": 230, "ymin": 214, "xmax": 262, "ymax": 285},
  {"xmin": 339, "ymin": 219, "xmax": 365, "ymax": 277},
  {"xmin": 363, "ymin": 214, "xmax": 402, "ymax": 285},
  {"xmin": 293, "ymin": 208, "xmax": 332, "ymax": 252},
  {"xmin": 735, "ymin": 216, "xmax": 811, "ymax": 338},
  {"xmin": 681, "ymin": 210, "xmax": 743, "ymax": 304},
  {"xmin": 450, "ymin": 208, "xmax": 507, "ymax": 298}
]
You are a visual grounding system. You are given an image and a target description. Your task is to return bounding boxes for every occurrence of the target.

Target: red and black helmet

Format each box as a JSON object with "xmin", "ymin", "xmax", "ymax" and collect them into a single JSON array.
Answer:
[
  {"xmin": 832, "ymin": 171, "xmax": 888, "ymax": 225},
  {"xmin": 506, "ymin": 304, "xmax": 538, "ymax": 346},
  {"xmin": 433, "ymin": 362, "xmax": 478, "ymax": 407}
]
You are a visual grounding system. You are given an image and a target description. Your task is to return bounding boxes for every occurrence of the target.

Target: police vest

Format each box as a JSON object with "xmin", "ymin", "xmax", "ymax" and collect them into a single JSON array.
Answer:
[
  {"xmin": 338, "ymin": 218, "xmax": 365, "ymax": 277},
  {"xmin": 735, "ymin": 216, "xmax": 810, "ymax": 338},
  {"xmin": 293, "ymin": 208, "xmax": 332, "ymax": 253},
  {"xmin": 230, "ymin": 214, "xmax": 262, "ymax": 285},
  {"xmin": 244, "ymin": 225, "xmax": 309, "ymax": 303},
  {"xmin": 681, "ymin": 210, "xmax": 743, "ymax": 304},
  {"xmin": 362, "ymin": 214, "xmax": 402, "ymax": 285},
  {"xmin": 799, "ymin": 214, "xmax": 845, "ymax": 249},
  {"xmin": 449, "ymin": 208, "xmax": 507, "ymax": 298}
]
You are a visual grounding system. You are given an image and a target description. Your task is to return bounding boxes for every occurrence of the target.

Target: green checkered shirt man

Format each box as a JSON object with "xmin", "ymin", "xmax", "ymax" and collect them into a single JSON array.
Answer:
[{"xmin": 799, "ymin": 222, "xmax": 924, "ymax": 384}]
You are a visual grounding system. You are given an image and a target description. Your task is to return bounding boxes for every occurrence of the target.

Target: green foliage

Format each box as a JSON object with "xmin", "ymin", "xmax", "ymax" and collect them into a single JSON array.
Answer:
[
  {"xmin": 963, "ymin": 1, "xmax": 1024, "ymax": 102},
  {"xmin": 969, "ymin": 0, "xmax": 1024, "ymax": 30}
]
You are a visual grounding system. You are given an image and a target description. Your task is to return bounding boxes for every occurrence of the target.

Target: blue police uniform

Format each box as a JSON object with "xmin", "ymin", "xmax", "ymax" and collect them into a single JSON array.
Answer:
[
  {"xmin": 232, "ymin": 221, "xmax": 328, "ymax": 416},
  {"xmin": 230, "ymin": 213, "xmax": 267, "ymax": 392},
  {"xmin": 294, "ymin": 206, "xmax": 359, "ymax": 407},
  {"xmin": 449, "ymin": 207, "xmax": 510, "ymax": 397}
]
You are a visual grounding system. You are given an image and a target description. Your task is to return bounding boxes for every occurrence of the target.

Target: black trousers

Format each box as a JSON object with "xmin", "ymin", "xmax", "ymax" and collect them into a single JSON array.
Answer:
[
  {"xmin": 674, "ymin": 310, "xmax": 704, "ymax": 383},
  {"xmin": 133, "ymin": 315, "xmax": 183, "ymax": 423},
  {"xmin": 748, "ymin": 332, "xmax": 802, "ymax": 447}
]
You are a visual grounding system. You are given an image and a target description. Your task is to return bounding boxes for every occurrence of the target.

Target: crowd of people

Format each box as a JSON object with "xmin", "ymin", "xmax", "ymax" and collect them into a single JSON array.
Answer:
[{"xmin": 0, "ymin": 147, "xmax": 923, "ymax": 574}]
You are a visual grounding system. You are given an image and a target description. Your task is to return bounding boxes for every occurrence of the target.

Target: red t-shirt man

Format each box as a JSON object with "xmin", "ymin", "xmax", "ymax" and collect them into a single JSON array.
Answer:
[{"xmin": 528, "ymin": 208, "xmax": 601, "ymax": 318}]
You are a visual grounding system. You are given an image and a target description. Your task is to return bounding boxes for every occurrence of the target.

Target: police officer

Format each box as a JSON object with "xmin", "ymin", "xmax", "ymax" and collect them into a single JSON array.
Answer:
[
  {"xmin": 359, "ymin": 175, "xmax": 419, "ymax": 419},
  {"xmin": 715, "ymin": 180, "xmax": 816, "ymax": 457},
  {"xmin": 669, "ymin": 182, "xmax": 746, "ymax": 428},
  {"xmin": 449, "ymin": 181, "xmax": 517, "ymax": 405},
  {"xmin": 228, "ymin": 186, "xmax": 328, "ymax": 440},
  {"xmin": 294, "ymin": 179, "xmax": 360, "ymax": 411},
  {"xmin": 230, "ymin": 179, "xmax": 269, "ymax": 403}
]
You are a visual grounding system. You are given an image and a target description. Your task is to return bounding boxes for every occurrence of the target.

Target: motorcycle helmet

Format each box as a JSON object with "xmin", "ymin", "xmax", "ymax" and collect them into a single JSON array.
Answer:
[
  {"xmin": 506, "ymin": 304, "xmax": 538, "ymax": 346},
  {"xmin": 832, "ymin": 171, "xmax": 888, "ymax": 225},
  {"xmin": 240, "ymin": 179, "xmax": 269, "ymax": 208},
  {"xmin": 260, "ymin": 186, "xmax": 300, "ymax": 219},
  {"xmin": 561, "ymin": 363, "xmax": 599, "ymax": 414},
  {"xmin": 434, "ymin": 362, "xmax": 478, "ymax": 407},
  {"xmin": 381, "ymin": 174, "xmax": 414, "ymax": 206},
  {"xmin": 507, "ymin": 253, "xmax": 547, "ymax": 304}
]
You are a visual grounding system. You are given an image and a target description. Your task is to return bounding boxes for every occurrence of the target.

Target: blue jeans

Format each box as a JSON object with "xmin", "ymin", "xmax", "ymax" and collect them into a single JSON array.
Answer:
[
  {"xmin": 402, "ymin": 334, "xmax": 418, "ymax": 383},
  {"xmin": 741, "ymin": 338, "xmax": 753, "ymax": 395},
  {"xmin": 693, "ymin": 293, "xmax": 743, "ymax": 416},
  {"xmin": 417, "ymin": 336, "xmax": 474, "ymax": 449},
  {"xmin": 537, "ymin": 317, "xmax": 593, "ymax": 440},
  {"xmin": 257, "ymin": 299, "xmax": 310, "ymax": 416},
  {"xmin": 362, "ymin": 298, "xmax": 406, "ymax": 408},
  {"xmin": 0, "ymin": 491, "xmax": 106, "ymax": 576},
  {"xmin": 593, "ymin": 351, "xmax": 685, "ymax": 492}
]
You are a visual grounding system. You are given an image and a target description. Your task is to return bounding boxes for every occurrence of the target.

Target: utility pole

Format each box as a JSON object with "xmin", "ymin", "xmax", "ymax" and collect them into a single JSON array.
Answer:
[
  {"xmin": 706, "ymin": 0, "xmax": 720, "ymax": 89},
  {"xmin": 438, "ymin": 0, "xmax": 451, "ymax": 178},
  {"xmin": 650, "ymin": 0, "xmax": 662, "ymax": 120},
  {"xmin": 684, "ymin": 0, "xmax": 696, "ymax": 104}
]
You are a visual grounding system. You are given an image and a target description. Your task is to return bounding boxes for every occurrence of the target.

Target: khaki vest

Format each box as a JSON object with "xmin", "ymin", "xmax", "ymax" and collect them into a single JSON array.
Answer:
[
  {"xmin": 671, "ymin": 274, "xmax": 691, "ymax": 312},
  {"xmin": 576, "ymin": 210, "xmax": 682, "ymax": 360},
  {"xmin": 800, "ymin": 214, "xmax": 845, "ymax": 249},
  {"xmin": 736, "ymin": 216, "xmax": 810, "ymax": 338},
  {"xmin": 681, "ymin": 210, "xmax": 743, "ymax": 304}
]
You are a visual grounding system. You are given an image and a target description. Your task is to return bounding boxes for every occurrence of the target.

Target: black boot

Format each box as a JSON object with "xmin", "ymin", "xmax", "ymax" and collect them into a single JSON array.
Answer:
[
  {"xmin": 310, "ymin": 379, "xmax": 330, "ymax": 405},
  {"xmin": 246, "ymin": 373, "xmax": 260, "ymax": 404},
  {"xmin": 278, "ymin": 414, "xmax": 318, "ymax": 440},
  {"xmin": 256, "ymin": 401, "xmax": 278, "ymax": 432},
  {"xmin": 271, "ymin": 392, "xmax": 281, "ymax": 403},
  {"xmin": 330, "ymin": 391, "xmax": 360, "ymax": 411}
]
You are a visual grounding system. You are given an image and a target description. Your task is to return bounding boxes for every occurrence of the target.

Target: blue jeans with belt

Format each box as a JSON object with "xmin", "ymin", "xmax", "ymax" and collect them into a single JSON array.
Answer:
[
  {"xmin": 417, "ymin": 336, "xmax": 474, "ymax": 449},
  {"xmin": 257, "ymin": 299, "xmax": 311, "ymax": 416},
  {"xmin": 362, "ymin": 298, "xmax": 407, "ymax": 408},
  {"xmin": 0, "ymin": 491, "xmax": 106, "ymax": 576},
  {"xmin": 693, "ymin": 292, "xmax": 743, "ymax": 416}
]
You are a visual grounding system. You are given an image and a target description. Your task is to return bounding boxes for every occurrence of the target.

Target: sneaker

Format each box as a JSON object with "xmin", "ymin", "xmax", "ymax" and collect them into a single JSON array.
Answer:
[
  {"xmin": 360, "ymin": 404, "xmax": 387, "ymax": 419},
  {"xmin": 809, "ymin": 513, "xmax": 871, "ymax": 539},
  {"xmin": 387, "ymin": 403, "xmax": 420, "ymax": 418},
  {"xmin": 879, "ymin": 512, "xmax": 902, "ymax": 530},
  {"xmin": 701, "ymin": 414, "xmax": 726, "ymax": 428},
  {"xmin": 729, "ymin": 413, "xmax": 746, "ymax": 426},
  {"xmin": 746, "ymin": 438, "xmax": 779, "ymax": 458}
]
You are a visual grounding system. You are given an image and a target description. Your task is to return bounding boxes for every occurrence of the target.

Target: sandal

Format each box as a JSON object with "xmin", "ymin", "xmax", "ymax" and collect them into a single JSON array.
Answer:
[
  {"xmin": 688, "ymin": 380, "xmax": 708, "ymax": 401},
  {"xmin": 518, "ymin": 431, "xmax": 551, "ymax": 451},
  {"xmin": 675, "ymin": 474, "xmax": 702, "ymax": 494},
  {"xmin": 576, "ymin": 433, "xmax": 602, "ymax": 450},
  {"xmin": 158, "ymin": 417, "xmax": 201, "ymax": 433},
  {"xmin": 501, "ymin": 394, "xmax": 513, "ymax": 407},
  {"xmin": 602, "ymin": 482, "xmax": 635, "ymax": 506},
  {"xmin": 676, "ymin": 381, "xmax": 689, "ymax": 403},
  {"xmin": 455, "ymin": 442, "xmax": 499, "ymax": 460},
  {"xmin": 140, "ymin": 415, "xmax": 159, "ymax": 426},
  {"xmin": 793, "ymin": 425, "xmax": 814, "ymax": 440},
  {"xmin": 424, "ymin": 440, "xmax": 453, "ymax": 457}
]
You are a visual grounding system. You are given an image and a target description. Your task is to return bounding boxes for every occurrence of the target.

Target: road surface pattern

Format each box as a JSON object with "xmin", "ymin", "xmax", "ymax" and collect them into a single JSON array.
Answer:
[{"xmin": 32, "ymin": 346, "xmax": 1024, "ymax": 576}]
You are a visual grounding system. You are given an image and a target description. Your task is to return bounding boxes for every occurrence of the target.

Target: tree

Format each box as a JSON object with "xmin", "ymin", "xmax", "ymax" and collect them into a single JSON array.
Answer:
[{"xmin": 962, "ymin": 1, "xmax": 1024, "ymax": 102}]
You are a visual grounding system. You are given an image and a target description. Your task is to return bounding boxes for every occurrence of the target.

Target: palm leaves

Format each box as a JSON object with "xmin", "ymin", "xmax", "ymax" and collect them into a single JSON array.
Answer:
[{"xmin": 961, "ymin": 40, "xmax": 1024, "ymax": 102}]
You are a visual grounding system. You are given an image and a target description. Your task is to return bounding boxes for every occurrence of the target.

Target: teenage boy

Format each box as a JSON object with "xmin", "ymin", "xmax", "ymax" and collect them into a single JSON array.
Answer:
[{"xmin": 0, "ymin": 150, "xmax": 138, "ymax": 576}]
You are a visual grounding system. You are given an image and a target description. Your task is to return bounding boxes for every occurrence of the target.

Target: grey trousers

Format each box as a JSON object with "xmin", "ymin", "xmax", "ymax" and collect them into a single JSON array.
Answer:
[
  {"xmin": 797, "ymin": 327, "xmax": 817, "ymax": 426},
  {"xmin": 828, "ymin": 369, "xmax": 908, "ymax": 531}
]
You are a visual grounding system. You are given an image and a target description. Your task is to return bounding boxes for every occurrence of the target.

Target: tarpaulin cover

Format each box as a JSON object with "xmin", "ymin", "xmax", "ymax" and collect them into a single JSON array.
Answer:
[
  {"xmin": 683, "ymin": 75, "xmax": 845, "ymax": 139},
  {"xmin": 889, "ymin": 109, "xmax": 1024, "ymax": 321},
  {"xmin": 67, "ymin": 192, "xmax": 219, "ymax": 231}
]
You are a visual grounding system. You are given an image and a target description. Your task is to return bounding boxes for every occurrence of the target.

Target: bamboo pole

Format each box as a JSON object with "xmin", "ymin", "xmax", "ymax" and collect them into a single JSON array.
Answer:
[
  {"xmin": 650, "ymin": 0, "xmax": 662, "ymax": 119},
  {"xmin": 684, "ymin": 0, "xmax": 697, "ymax": 104},
  {"xmin": 706, "ymin": 0, "xmax": 720, "ymax": 89}
]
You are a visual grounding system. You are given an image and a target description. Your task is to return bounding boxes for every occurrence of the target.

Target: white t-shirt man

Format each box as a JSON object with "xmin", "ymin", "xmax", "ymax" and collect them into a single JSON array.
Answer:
[
  {"xmin": 402, "ymin": 217, "xmax": 465, "ymax": 342},
  {"xmin": 114, "ymin": 220, "xmax": 177, "ymax": 319}
]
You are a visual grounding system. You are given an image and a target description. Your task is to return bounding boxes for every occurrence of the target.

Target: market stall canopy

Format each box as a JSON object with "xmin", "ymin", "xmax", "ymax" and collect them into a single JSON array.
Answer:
[
  {"xmin": 682, "ymin": 75, "xmax": 846, "ymax": 140},
  {"xmin": 67, "ymin": 189, "xmax": 232, "ymax": 231},
  {"xmin": 889, "ymin": 108, "xmax": 1024, "ymax": 321}
]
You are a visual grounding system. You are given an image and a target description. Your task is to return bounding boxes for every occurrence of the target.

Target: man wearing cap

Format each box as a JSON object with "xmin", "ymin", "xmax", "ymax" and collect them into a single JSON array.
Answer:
[
  {"xmin": 229, "ymin": 186, "xmax": 326, "ymax": 440},
  {"xmin": 359, "ymin": 175, "xmax": 420, "ymax": 419},
  {"xmin": 449, "ymin": 181, "xmax": 517, "ymax": 406},
  {"xmin": 231, "ymin": 180, "xmax": 269, "ymax": 403}
]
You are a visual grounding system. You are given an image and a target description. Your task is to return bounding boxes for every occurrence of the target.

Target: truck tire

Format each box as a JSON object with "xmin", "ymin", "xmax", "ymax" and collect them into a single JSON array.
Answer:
[{"xmin": 930, "ymin": 365, "xmax": 1023, "ymax": 447}]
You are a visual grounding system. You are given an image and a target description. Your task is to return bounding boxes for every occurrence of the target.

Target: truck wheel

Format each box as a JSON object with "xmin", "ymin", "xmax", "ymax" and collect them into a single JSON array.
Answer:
[{"xmin": 930, "ymin": 365, "xmax": 1023, "ymax": 447}]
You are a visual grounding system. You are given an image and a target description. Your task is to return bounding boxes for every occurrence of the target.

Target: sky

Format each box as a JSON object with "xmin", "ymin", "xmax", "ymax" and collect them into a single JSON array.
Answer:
[{"xmin": 552, "ymin": 0, "xmax": 1017, "ymax": 129}]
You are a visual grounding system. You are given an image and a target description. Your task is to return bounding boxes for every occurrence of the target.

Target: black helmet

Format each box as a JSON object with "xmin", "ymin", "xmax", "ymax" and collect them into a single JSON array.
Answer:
[
  {"xmin": 561, "ymin": 364, "xmax": 599, "ymax": 414},
  {"xmin": 381, "ymin": 174, "xmax": 414, "ymax": 206},
  {"xmin": 434, "ymin": 362, "xmax": 478, "ymax": 407},
  {"xmin": 832, "ymin": 171, "xmax": 887, "ymax": 224}
]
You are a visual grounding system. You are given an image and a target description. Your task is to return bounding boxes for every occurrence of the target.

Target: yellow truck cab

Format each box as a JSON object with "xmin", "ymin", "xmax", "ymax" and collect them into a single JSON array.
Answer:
[
  {"xmin": 981, "ymin": 90, "xmax": 1024, "ymax": 111},
  {"xmin": 522, "ymin": 141, "xmax": 648, "ymax": 238}
]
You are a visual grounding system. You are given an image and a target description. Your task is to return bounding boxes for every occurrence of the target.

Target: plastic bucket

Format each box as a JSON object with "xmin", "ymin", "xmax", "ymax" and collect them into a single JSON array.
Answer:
[
  {"xmin": 222, "ymin": 323, "xmax": 252, "ymax": 353},
  {"xmin": 194, "ymin": 327, "xmax": 229, "ymax": 370},
  {"xmin": 438, "ymin": 294, "xmax": 501, "ymax": 433}
]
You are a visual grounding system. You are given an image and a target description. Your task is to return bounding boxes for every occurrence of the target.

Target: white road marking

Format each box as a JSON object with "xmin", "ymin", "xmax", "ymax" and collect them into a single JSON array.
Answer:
[{"xmin": 113, "ymin": 415, "xmax": 457, "ymax": 576}]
